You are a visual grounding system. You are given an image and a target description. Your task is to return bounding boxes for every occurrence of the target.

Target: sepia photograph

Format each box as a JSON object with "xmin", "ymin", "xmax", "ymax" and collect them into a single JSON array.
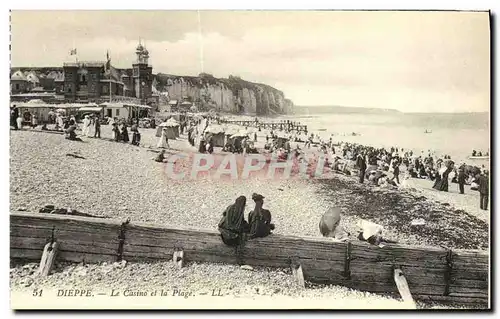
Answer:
[{"xmin": 8, "ymin": 9, "xmax": 491, "ymax": 310}]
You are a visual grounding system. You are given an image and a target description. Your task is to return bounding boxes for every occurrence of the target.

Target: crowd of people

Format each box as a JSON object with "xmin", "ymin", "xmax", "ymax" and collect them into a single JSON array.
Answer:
[{"xmin": 337, "ymin": 142, "xmax": 490, "ymax": 210}]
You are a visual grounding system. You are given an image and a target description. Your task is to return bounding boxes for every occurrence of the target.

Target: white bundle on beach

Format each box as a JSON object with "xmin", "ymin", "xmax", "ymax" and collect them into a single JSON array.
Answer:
[{"xmin": 357, "ymin": 220, "xmax": 383, "ymax": 240}]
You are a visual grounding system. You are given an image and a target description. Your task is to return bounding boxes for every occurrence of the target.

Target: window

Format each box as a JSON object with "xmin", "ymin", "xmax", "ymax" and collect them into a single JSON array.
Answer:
[
  {"xmin": 102, "ymin": 85, "xmax": 108, "ymax": 93},
  {"xmin": 15, "ymin": 83, "xmax": 19, "ymax": 90},
  {"xmin": 107, "ymin": 109, "xmax": 112, "ymax": 117},
  {"xmin": 116, "ymin": 109, "xmax": 120, "ymax": 116},
  {"xmin": 82, "ymin": 75, "xmax": 86, "ymax": 82},
  {"xmin": 68, "ymin": 86, "xmax": 72, "ymax": 93}
]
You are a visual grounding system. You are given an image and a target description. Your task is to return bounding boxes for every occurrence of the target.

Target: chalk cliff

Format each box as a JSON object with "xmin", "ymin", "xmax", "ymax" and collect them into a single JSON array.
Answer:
[{"xmin": 154, "ymin": 73, "xmax": 294, "ymax": 116}]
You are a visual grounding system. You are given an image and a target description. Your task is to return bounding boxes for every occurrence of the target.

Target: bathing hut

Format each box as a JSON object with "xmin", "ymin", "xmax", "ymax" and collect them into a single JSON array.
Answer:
[
  {"xmin": 167, "ymin": 118, "xmax": 181, "ymax": 138},
  {"xmin": 16, "ymin": 99, "xmax": 53, "ymax": 123},
  {"xmin": 274, "ymin": 132, "xmax": 290, "ymax": 149},
  {"xmin": 205, "ymin": 125, "xmax": 226, "ymax": 147},
  {"xmin": 156, "ymin": 118, "xmax": 180, "ymax": 139}
]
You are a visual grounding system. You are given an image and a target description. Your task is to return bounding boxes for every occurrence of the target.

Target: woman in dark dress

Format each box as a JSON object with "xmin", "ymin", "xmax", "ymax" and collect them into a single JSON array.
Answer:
[
  {"xmin": 112, "ymin": 123, "xmax": 120, "ymax": 142},
  {"xmin": 218, "ymin": 196, "xmax": 250, "ymax": 247},
  {"xmin": 248, "ymin": 193, "xmax": 274, "ymax": 239},
  {"xmin": 433, "ymin": 161, "xmax": 454, "ymax": 192},
  {"xmin": 121, "ymin": 124, "xmax": 130, "ymax": 143}
]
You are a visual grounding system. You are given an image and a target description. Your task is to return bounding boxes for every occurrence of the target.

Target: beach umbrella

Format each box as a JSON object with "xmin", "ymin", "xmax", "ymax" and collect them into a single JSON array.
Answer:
[{"xmin": 357, "ymin": 220, "xmax": 383, "ymax": 241}]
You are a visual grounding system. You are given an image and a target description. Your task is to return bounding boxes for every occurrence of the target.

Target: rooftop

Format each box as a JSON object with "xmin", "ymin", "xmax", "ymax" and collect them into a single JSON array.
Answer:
[{"xmin": 63, "ymin": 61, "xmax": 106, "ymax": 68}]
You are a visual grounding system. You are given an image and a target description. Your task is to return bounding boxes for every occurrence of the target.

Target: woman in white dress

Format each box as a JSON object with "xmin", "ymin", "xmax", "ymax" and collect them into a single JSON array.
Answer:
[
  {"xmin": 87, "ymin": 115, "xmax": 95, "ymax": 137},
  {"xmin": 82, "ymin": 115, "xmax": 90, "ymax": 137},
  {"xmin": 16, "ymin": 116, "xmax": 23, "ymax": 130},
  {"xmin": 157, "ymin": 128, "xmax": 170, "ymax": 148}
]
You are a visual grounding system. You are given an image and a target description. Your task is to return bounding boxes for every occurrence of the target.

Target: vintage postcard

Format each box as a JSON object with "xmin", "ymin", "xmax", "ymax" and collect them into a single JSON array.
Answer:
[{"xmin": 9, "ymin": 10, "xmax": 490, "ymax": 310}]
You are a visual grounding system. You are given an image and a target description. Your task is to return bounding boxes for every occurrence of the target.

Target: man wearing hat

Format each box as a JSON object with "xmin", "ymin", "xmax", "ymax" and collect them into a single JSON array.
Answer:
[
  {"xmin": 457, "ymin": 166, "xmax": 466, "ymax": 194},
  {"xmin": 479, "ymin": 170, "xmax": 489, "ymax": 210},
  {"xmin": 248, "ymin": 193, "xmax": 275, "ymax": 239}
]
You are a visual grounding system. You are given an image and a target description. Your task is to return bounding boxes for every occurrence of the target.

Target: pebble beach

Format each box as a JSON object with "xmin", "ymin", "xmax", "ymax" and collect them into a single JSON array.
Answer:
[{"xmin": 9, "ymin": 124, "xmax": 489, "ymax": 308}]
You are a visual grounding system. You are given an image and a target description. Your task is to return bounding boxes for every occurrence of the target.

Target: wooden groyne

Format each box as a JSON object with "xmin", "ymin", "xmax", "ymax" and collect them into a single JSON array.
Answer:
[
  {"xmin": 10, "ymin": 212, "xmax": 488, "ymax": 306},
  {"xmin": 220, "ymin": 119, "xmax": 308, "ymax": 133}
]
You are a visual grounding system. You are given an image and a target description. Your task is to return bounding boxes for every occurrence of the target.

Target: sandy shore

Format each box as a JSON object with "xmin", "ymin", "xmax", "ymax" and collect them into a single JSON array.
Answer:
[{"xmin": 9, "ymin": 124, "xmax": 488, "ymax": 308}]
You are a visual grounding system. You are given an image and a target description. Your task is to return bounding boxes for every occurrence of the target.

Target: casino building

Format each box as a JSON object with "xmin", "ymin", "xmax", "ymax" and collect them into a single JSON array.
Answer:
[
  {"xmin": 11, "ymin": 42, "xmax": 158, "ymax": 108},
  {"xmin": 62, "ymin": 43, "xmax": 154, "ymax": 104}
]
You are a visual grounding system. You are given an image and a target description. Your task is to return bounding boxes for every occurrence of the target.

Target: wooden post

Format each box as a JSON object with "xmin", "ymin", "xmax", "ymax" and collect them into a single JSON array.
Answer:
[
  {"xmin": 38, "ymin": 241, "xmax": 58, "ymax": 276},
  {"xmin": 172, "ymin": 248, "xmax": 184, "ymax": 268},
  {"xmin": 291, "ymin": 258, "xmax": 305, "ymax": 288},
  {"xmin": 393, "ymin": 268, "xmax": 416, "ymax": 308}
]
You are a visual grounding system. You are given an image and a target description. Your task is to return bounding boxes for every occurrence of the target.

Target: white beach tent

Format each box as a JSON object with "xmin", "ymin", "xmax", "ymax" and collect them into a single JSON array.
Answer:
[
  {"xmin": 205, "ymin": 125, "xmax": 226, "ymax": 147},
  {"xmin": 156, "ymin": 119, "xmax": 180, "ymax": 139}
]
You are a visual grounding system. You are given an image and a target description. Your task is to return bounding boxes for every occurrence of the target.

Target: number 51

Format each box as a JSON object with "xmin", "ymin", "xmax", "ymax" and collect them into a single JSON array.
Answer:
[{"xmin": 32, "ymin": 289, "xmax": 43, "ymax": 297}]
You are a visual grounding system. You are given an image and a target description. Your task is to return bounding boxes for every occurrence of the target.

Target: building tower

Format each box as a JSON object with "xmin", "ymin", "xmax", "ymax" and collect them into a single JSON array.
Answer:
[{"xmin": 132, "ymin": 40, "xmax": 153, "ymax": 103}]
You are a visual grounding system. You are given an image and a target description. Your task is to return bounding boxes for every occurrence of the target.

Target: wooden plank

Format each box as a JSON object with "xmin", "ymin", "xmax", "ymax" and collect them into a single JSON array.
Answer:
[
  {"xmin": 11, "ymin": 248, "xmax": 43, "ymax": 260},
  {"xmin": 173, "ymin": 249, "xmax": 184, "ymax": 268},
  {"xmin": 291, "ymin": 259, "xmax": 305, "ymax": 288},
  {"xmin": 394, "ymin": 268, "xmax": 416, "ymax": 309},
  {"xmin": 11, "ymin": 236, "xmax": 118, "ymax": 254},
  {"xmin": 11, "ymin": 222, "xmax": 120, "ymax": 242},
  {"xmin": 57, "ymin": 251, "xmax": 116, "ymax": 264},
  {"xmin": 416, "ymin": 294, "xmax": 489, "ymax": 307},
  {"xmin": 38, "ymin": 243, "xmax": 50, "ymax": 274},
  {"xmin": 39, "ymin": 242, "xmax": 58, "ymax": 276}
]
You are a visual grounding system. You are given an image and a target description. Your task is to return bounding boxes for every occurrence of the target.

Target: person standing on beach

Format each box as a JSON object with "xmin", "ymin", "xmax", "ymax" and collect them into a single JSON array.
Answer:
[
  {"xmin": 157, "ymin": 128, "xmax": 170, "ymax": 149},
  {"xmin": 82, "ymin": 115, "xmax": 90, "ymax": 136},
  {"xmin": 112, "ymin": 123, "xmax": 120, "ymax": 142},
  {"xmin": 458, "ymin": 167, "xmax": 466, "ymax": 194},
  {"xmin": 478, "ymin": 171, "xmax": 489, "ymax": 210},
  {"xmin": 11, "ymin": 106, "xmax": 19, "ymax": 130},
  {"xmin": 31, "ymin": 114, "xmax": 38, "ymax": 129},
  {"xmin": 391, "ymin": 160, "xmax": 400, "ymax": 185},
  {"xmin": 358, "ymin": 154, "xmax": 367, "ymax": 184},
  {"xmin": 94, "ymin": 115, "xmax": 101, "ymax": 138}
]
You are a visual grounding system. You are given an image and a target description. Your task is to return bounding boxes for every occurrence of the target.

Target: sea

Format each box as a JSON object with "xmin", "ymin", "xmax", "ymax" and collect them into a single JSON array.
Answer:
[{"xmin": 276, "ymin": 111, "xmax": 490, "ymax": 165}]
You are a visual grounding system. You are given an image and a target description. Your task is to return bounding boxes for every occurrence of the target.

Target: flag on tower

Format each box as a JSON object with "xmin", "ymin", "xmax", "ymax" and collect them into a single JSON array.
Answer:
[
  {"xmin": 70, "ymin": 48, "xmax": 77, "ymax": 55},
  {"xmin": 105, "ymin": 50, "xmax": 111, "ymax": 71}
]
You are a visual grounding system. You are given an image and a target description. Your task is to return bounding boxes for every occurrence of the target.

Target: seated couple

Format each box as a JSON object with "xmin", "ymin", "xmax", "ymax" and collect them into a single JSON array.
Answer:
[{"xmin": 218, "ymin": 193, "xmax": 275, "ymax": 247}]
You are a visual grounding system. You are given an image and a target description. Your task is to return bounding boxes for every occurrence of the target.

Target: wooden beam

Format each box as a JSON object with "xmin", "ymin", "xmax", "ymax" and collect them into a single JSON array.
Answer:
[
  {"xmin": 38, "ymin": 241, "xmax": 58, "ymax": 276},
  {"xmin": 173, "ymin": 248, "xmax": 184, "ymax": 268},
  {"xmin": 291, "ymin": 258, "xmax": 305, "ymax": 288},
  {"xmin": 10, "ymin": 212, "xmax": 489, "ymax": 305},
  {"xmin": 394, "ymin": 268, "xmax": 416, "ymax": 309}
]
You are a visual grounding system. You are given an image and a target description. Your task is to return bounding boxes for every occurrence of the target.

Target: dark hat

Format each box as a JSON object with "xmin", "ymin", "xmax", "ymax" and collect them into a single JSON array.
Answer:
[{"xmin": 252, "ymin": 193, "xmax": 265, "ymax": 201}]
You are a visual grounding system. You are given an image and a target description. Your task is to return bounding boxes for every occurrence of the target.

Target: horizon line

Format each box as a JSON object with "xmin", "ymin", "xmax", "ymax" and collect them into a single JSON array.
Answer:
[{"xmin": 295, "ymin": 105, "xmax": 489, "ymax": 114}]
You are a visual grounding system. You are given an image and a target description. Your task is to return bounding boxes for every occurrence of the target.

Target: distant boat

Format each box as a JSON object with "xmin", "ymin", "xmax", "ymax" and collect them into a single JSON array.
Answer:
[
  {"xmin": 424, "ymin": 130, "xmax": 432, "ymax": 133},
  {"xmin": 318, "ymin": 128, "xmax": 327, "ymax": 131},
  {"xmin": 468, "ymin": 155, "xmax": 489, "ymax": 160}
]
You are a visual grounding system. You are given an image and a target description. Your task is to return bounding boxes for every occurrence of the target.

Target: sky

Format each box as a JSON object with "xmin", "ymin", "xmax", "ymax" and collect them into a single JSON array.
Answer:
[{"xmin": 10, "ymin": 10, "xmax": 490, "ymax": 113}]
